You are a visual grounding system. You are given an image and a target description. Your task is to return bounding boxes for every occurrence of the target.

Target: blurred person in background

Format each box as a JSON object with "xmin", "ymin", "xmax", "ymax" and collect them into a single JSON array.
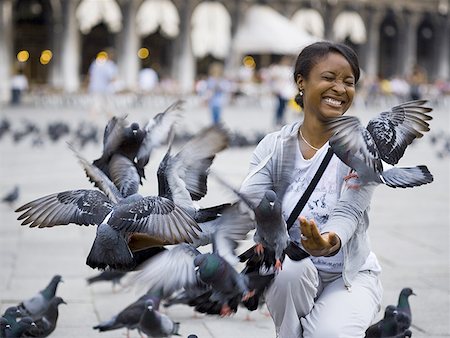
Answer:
[
  {"xmin": 269, "ymin": 55, "xmax": 297, "ymax": 127},
  {"xmin": 240, "ymin": 41, "xmax": 382, "ymax": 338},
  {"xmin": 205, "ymin": 62, "xmax": 230, "ymax": 124},
  {"xmin": 139, "ymin": 66, "xmax": 159, "ymax": 93},
  {"xmin": 408, "ymin": 64, "xmax": 427, "ymax": 100},
  {"xmin": 10, "ymin": 68, "xmax": 29, "ymax": 105},
  {"xmin": 87, "ymin": 48, "xmax": 118, "ymax": 117}
]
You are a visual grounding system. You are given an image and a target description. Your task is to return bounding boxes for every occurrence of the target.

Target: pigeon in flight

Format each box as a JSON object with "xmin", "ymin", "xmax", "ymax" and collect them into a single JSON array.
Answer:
[
  {"xmin": 131, "ymin": 206, "xmax": 254, "ymax": 317},
  {"xmin": 326, "ymin": 100, "xmax": 434, "ymax": 188},
  {"xmin": 92, "ymin": 100, "xmax": 183, "ymax": 196},
  {"xmin": 212, "ymin": 136, "xmax": 297, "ymax": 271},
  {"xmin": 17, "ymin": 275, "xmax": 63, "ymax": 321}
]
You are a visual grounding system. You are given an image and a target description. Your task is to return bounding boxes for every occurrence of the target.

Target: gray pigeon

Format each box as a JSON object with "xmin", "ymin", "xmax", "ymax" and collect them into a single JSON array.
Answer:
[
  {"xmin": 365, "ymin": 305, "xmax": 399, "ymax": 338},
  {"xmin": 93, "ymin": 292, "xmax": 160, "ymax": 336},
  {"xmin": 396, "ymin": 287, "xmax": 416, "ymax": 330},
  {"xmin": 4, "ymin": 317, "xmax": 35, "ymax": 338},
  {"xmin": 17, "ymin": 275, "xmax": 63, "ymax": 320},
  {"xmin": 132, "ymin": 206, "xmax": 254, "ymax": 317},
  {"xmin": 212, "ymin": 136, "xmax": 296, "ymax": 271},
  {"xmin": 138, "ymin": 299, "xmax": 180, "ymax": 337},
  {"xmin": 22, "ymin": 296, "xmax": 66, "ymax": 337},
  {"xmin": 86, "ymin": 270, "xmax": 128, "ymax": 291},
  {"xmin": 15, "ymin": 152, "xmax": 202, "ymax": 271},
  {"xmin": 326, "ymin": 100, "xmax": 433, "ymax": 188},
  {"xmin": 0, "ymin": 317, "xmax": 10, "ymax": 337},
  {"xmin": 93, "ymin": 100, "xmax": 183, "ymax": 196},
  {"xmin": 2, "ymin": 185, "xmax": 19, "ymax": 206}
]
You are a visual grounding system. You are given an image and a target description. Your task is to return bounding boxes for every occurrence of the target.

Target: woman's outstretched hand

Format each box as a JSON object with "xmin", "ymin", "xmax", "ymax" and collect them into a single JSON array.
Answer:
[{"xmin": 299, "ymin": 216, "xmax": 341, "ymax": 257}]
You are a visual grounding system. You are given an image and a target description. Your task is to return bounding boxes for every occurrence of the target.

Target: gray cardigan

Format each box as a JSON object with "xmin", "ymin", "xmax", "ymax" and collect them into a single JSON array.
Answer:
[{"xmin": 239, "ymin": 121, "xmax": 377, "ymax": 287}]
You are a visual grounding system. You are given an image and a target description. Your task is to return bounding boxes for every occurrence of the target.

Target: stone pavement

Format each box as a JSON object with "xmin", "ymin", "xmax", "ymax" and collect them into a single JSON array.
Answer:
[{"xmin": 0, "ymin": 96, "xmax": 449, "ymax": 337}]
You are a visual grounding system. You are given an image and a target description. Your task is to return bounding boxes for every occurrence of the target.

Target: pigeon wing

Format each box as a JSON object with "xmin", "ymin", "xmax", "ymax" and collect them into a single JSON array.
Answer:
[
  {"xmin": 367, "ymin": 99, "xmax": 432, "ymax": 165},
  {"xmin": 129, "ymin": 243, "xmax": 204, "ymax": 298},
  {"xmin": 108, "ymin": 196, "xmax": 201, "ymax": 243},
  {"xmin": 327, "ymin": 115, "xmax": 383, "ymax": 174},
  {"xmin": 137, "ymin": 99, "xmax": 184, "ymax": 168},
  {"xmin": 16, "ymin": 190, "xmax": 114, "ymax": 228},
  {"xmin": 108, "ymin": 154, "xmax": 140, "ymax": 197},
  {"xmin": 163, "ymin": 125, "xmax": 229, "ymax": 212},
  {"xmin": 100, "ymin": 115, "xmax": 128, "ymax": 160}
]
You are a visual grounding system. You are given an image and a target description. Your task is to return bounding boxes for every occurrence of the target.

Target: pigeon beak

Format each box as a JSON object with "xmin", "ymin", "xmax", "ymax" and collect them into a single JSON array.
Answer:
[
  {"xmin": 194, "ymin": 266, "xmax": 200, "ymax": 272},
  {"xmin": 31, "ymin": 322, "xmax": 37, "ymax": 327},
  {"xmin": 269, "ymin": 201, "xmax": 275, "ymax": 207},
  {"xmin": 62, "ymin": 300, "xmax": 67, "ymax": 305}
]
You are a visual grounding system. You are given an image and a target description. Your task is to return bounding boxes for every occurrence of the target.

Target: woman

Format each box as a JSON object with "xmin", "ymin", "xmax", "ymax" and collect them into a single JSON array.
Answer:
[{"xmin": 240, "ymin": 41, "xmax": 383, "ymax": 337}]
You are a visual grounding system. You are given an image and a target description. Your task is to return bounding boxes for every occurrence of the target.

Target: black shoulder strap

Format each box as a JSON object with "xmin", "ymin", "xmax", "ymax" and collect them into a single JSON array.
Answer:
[{"xmin": 286, "ymin": 147, "xmax": 334, "ymax": 230}]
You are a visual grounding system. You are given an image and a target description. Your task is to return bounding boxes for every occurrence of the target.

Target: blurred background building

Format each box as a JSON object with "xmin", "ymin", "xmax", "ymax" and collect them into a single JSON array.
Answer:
[{"xmin": 0, "ymin": 0, "xmax": 449, "ymax": 104}]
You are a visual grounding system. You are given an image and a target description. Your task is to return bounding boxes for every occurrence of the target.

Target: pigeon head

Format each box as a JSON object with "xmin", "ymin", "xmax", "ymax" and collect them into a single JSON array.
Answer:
[
  {"xmin": 52, "ymin": 296, "xmax": 67, "ymax": 306},
  {"xmin": 400, "ymin": 287, "xmax": 416, "ymax": 298},
  {"xmin": 18, "ymin": 316, "xmax": 36, "ymax": 328},
  {"xmin": 264, "ymin": 190, "xmax": 277, "ymax": 203},
  {"xmin": 3, "ymin": 306, "xmax": 22, "ymax": 318},
  {"xmin": 0, "ymin": 317, "xmax": 10, "ymax": 329},
  {"xmin": 145, "ymin": 299, "xmax": 155, "ymax": 311},
  {"xmin": 384, "ymin": 305, "xmax": 398, "ymax": 318},
  {"xmin": 41, "ymin": 275, "xmax": 63, "ymax": 300}
]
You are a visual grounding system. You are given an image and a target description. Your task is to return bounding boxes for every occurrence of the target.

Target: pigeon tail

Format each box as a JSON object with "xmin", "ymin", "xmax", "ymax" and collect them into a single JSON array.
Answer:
[{"xmin": 381, "ymin": 165, "xmax": 433, "ymax": 188}]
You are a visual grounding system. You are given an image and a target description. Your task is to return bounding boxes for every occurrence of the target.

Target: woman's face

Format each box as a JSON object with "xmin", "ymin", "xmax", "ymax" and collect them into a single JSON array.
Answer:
[{"xmin": 297, "ymin": 52, "xmax": 356, "ymax": 120}]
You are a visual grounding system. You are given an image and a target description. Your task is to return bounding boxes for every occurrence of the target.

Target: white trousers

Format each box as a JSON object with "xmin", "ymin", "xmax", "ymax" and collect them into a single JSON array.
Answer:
[{"xmin": 265, "ymin": 257, "xmax": 383, "ymax": 338}]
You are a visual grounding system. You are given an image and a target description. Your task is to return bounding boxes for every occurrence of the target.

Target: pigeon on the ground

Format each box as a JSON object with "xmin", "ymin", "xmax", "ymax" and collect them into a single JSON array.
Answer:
[
  {"xmin": 1, "ymin": 307, "xmax": 22, "ymax": 332},
  {"xmin": 2, "ymin": 185, "xmax": 19, "ymax": 206},
  {"xmin": 0, "ymin": 317, "xmax": 10, "ymax": 337},
  {"xmin": 396, "ymin": 287, "xmax": 416, "ymax": 330},
  {"xmin": 93, "ymin": 292, "xmax": 161, "ymax": 337},
  {"xmin": 22, "ymin": 296, "xmax": 66, "ymax": 337},
  {"xmin": 86, "ymin": 270, "xmax": 128, "ymax": 291},
  {"xmin": 17, "ymin": 275, "xmax": 63, "ymax": 320},
  {"xmin": 365, "ymin": 305, "xmax": 399, "ymax": 338},
  {"xmin": 4, "ymin": 316, "xmax": 35, "ymax": 338},
  {"xmin": 138, "ymin": 299, "xmax": 180, "ymax": 337},
  {"xmin": 326, "ymin": 99, "xmax": 433, "ymax": 188}
]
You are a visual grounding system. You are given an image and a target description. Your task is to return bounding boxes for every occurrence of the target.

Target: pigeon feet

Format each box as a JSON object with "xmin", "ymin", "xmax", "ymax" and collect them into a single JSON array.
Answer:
[
  {"xmin": 241, "ymin": 289, "xmax": 256, "ymax": 302},
  {"xmin": 254, "ymin": 243, "xmax": 264, "ymax": 256},
  {"xmin": 274, "ymin": 259, "xmax": 283, "ymax": 271},
  {"xmin": 220, "ymin": 304, "xmax": 234, "ymax": 317}
]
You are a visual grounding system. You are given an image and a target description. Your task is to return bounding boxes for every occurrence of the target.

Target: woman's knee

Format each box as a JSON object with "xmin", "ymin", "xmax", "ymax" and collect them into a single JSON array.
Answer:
[{"xmin": 271, "ymin": 257, "xmax": 318, "ymax": 289}]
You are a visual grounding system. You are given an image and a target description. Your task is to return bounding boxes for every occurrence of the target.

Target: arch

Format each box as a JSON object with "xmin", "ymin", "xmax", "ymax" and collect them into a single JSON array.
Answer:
[
  {"xmin": 136, "ymin": 0, "xmax": 180, "ymax": 38},
  {"xmin": 191, "ymin": 1, "xmax": 232, "ymax": 59},
  {"xmin": 291, "ymin": 8, "xmax": 324, "ymax": 39},
  {"xmin": 332, "ymin": 11, "xmax": 367, "ymax": 44},
  {"xmin": 76, "ymin": 0, "xmax": 122, "ymax": 34}
]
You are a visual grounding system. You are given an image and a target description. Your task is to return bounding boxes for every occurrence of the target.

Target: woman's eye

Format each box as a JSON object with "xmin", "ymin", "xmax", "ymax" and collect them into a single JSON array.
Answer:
[{"xmin": 322, "ymin": 76, "xmax": 333, "ymax": 81}]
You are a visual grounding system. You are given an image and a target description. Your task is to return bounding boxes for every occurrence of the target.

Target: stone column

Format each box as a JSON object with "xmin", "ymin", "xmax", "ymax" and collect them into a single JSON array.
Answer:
[
  {"xmin": 435, "ymin": 13, "xmax": 449, "ymax": 80},
  {"xmin": 61, "ymin": 0, "xmax": 81, "ymax": 92},
  {"xmin": 400, "ymin": 11, "xmax": 421, "ymax": 77},
  {"xmin": 49, "ymin": 1, "xmax": 63, "ymax": 89},
  {"xmin": 117, "ymin": 0, "xmax": 139, "ymax": 91},
  {"xmin": 362, "ymin": 7, "xmax": 384, "ymax": 78},
  {"xmin": 172, "ymin": 0, "xmax": 195, "ymax": 94},
  {"xmin": 0, "ymin": 0, "xmax": 13, "ymax": 104}
]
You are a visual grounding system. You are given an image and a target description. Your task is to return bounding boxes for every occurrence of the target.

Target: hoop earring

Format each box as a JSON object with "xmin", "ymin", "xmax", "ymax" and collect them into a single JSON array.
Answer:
[{"xmin": 299, "ymin": 90, "xmax": 304, "ymax": 96}]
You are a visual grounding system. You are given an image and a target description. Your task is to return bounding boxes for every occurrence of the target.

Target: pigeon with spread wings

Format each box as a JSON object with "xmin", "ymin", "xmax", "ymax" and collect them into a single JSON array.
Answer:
[{"xmin": 326, "ymin": 99, "xmax": 434, "ymax": 188}]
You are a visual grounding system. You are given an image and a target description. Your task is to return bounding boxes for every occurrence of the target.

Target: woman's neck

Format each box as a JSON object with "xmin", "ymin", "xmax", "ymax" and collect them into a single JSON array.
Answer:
[{"xmin": 298, "ymin": 116, "xmax": 331, "ymax": 159}]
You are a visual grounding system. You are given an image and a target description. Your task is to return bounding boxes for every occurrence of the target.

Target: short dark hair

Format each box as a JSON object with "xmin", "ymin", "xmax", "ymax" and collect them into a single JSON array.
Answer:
[{"xmin": 293, "ymin": 41, "xmax": 360, "ymax": 108}]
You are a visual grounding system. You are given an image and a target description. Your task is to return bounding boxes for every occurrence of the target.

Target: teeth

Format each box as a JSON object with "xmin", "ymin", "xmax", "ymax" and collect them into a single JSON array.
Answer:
[{"xmin": 324, "ymin": 98, "xmax": 342, "ymax": 106}]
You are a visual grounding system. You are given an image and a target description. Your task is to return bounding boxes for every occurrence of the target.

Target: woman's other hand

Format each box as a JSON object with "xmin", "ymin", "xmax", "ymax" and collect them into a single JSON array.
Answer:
[{"xmin": 299, "ymin": 216, "xmax": 341, "ymax": 257}]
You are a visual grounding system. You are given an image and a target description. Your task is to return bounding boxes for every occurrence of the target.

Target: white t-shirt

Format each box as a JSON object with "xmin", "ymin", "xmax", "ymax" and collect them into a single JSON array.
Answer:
[{"xmin": 282, "ymin": 142, "xmax": 382, "ymax": 274}]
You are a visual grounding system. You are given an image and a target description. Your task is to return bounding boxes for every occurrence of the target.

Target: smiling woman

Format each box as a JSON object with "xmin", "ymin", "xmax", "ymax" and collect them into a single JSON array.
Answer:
[{"xmin": 239, "ymin": 41, "xmax": 383, "ymax": 338}]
